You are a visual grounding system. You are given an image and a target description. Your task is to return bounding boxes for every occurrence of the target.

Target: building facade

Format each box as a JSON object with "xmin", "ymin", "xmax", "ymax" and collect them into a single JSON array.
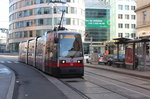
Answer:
[
  {"xmin": 0, "ymin": 28, "xmax": 9, "ymax": 52},
  {"xmin": 9, "ymin": 0, "xmax": 85, "ymax": 52},
  {"xmin": 135, "ymin": 0, "xmax": 150, "ymax": 38},
  {"xmin": 110, "ymin": 0, "xmax": 136, "ymax": 40},
  {"xmin": 84, "ymin": 0, "xmax": 110, "ymax": 54}
]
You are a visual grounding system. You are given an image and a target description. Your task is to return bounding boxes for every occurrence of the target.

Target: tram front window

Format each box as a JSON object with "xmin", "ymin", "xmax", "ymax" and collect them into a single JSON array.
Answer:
[{"xmin": 59, "ymin": 33, "xmax": 83, "ymax": 58}]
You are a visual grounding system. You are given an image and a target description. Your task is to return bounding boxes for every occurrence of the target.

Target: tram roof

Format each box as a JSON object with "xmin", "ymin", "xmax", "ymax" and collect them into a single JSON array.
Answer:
[{"xmin": 126, "ymin": 38, "xmax": 150, "ymax": 43}]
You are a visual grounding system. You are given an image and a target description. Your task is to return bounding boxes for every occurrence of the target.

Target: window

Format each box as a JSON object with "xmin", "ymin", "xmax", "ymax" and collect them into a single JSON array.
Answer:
[
  {"xmin": 131, "ymin": 6, "xmax": 135, "ymax": 10},
  {"xmin": 29, "ymin": 9, "xmax": 33, "ymax": 16},
  {"xmin": 71, "ymin": 7, "xmax": 77, "ymax": 14},
  {"xmin": 118, "ymin": 5, "xmax": 123, "ymax": 10},
  {"xmin": 29, "ymin": 31, "xmax": 33, "ymax": 37},
  {"xmin": 35, "ymin": 8, "xmax": 43, "ymax": 15},
  {"xmin": 34, "ymin": 0, "xmax": 44, "ymax": 4},
  {"xmin": 44, "ymin": 7, "xmax": 51, "ymax": 14},
  {"xmin": 45, "ymin": 18, "xmax": 52, "ymax": 25},
  {"xmin": 125, "ymin": 14, "xmax": 129, "ymax": 19},
  {"xmin": 131, "ymin": 33, "xmax": 135, "ymax": 38},
  {"xmin": 23, "ymin": 31, "xmax": 28, "ymax": 37},
  {"xmin": 36, "ymin": 30, "xmax": 42, "ymax": 36},
  {"xmin": 38, "ymin": 19, "xmax": 43, "ymax": 25},
  {"xmin": 125, "ymin": 33, "xmax": 129, "ymax": 38},
  {"xmin": 131, "ymin": 24, "xmax": 136, "ymax": 29},
  {"xmin": 54, "ymin": 18, "xmax": 61, "ymax": 25},
  {"xmin": 143, "ymin": 11, "xmax": 147, "ymax": 24},
  {"xmin": 24, "ymin": 10, "xmax": 28, "ymax": 17},
  {"xmin": 46, "ymin": 0, "xmax": 52, "ymax": 3},
  {"xmin": 118, "ymin": 23, "xmax": 123, "ymax": 28},
  {"xmin": 125, "ymin": 5, "xmax": 129, "ymax": 10},
  {"xmin": 118, "ymin": 14, "xmax": 123, "ymax": 19},
  {"xmin": 63, "ymin": 18, "xmax": 71, "ymax": 25},
  {"xmin": 118, "ymin": 33, "xmax": 123, "ymax": 37},
  {"xmin": 131, "ymin": 15, "xmax": 136, "ymax": 20},
  {"xmin": 125, "ymin": 24, "xmax": 129, "ymax": 28}
]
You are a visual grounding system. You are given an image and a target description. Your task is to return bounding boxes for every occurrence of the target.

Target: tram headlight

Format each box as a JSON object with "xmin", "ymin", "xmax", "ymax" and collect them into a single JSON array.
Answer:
[
  {"xmin": 61, "ymin": 60, "xmax": 66, "ymax": 64},
  {"xmin": 77, "ymin": 60, "xmax": 82, "ymax": 63}
]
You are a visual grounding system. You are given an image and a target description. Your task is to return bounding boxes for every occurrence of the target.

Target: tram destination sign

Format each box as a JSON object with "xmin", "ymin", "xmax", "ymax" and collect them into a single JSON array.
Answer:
[{"xmin": 86, "ymin": 19, "xmax": 110, "ymax": 28}]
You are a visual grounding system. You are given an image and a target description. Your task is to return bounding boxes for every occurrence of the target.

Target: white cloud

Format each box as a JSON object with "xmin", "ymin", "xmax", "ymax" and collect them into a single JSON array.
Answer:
[{"xmin": 0, "ymin": 0, "xmax": 9, "ymax": 28}]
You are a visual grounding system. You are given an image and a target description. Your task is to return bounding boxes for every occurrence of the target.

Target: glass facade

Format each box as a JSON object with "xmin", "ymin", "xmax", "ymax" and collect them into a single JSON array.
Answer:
[
  {"xmin": 85, "ymin": 9, "xmax": 110, "ymax": 42},
  {"xmin": 84, "ymin": 9, "xmax": 110, "ymax": 54}
]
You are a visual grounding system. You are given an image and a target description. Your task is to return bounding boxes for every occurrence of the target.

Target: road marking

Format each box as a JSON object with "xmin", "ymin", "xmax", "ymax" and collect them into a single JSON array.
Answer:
[
  {"xmin": 14, "ymin": 61, "xmax": 19, "ymax": 63},
  {"xmin": 0, "ymin": 61, "xmax": 5, "ymax": 63}
]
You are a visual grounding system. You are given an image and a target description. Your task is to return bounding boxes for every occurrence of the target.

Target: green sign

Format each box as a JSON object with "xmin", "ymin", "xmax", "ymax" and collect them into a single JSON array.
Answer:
[{"xmin": 86, "ymin": 19, "xmax": 110, "ymax": 28}]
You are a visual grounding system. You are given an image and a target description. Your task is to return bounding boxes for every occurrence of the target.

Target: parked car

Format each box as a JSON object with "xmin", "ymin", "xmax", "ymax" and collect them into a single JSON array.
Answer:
[
  {"xmin": 98, "ymin": 54, "xmax": 113, "ymax": 65},
  {"xmin": 98, "ymin": 54, "xmax": 106, "ymax": 65},
  {"xmin": 84, "ymin": 54, "xmax": 91, "ymax": 63}
]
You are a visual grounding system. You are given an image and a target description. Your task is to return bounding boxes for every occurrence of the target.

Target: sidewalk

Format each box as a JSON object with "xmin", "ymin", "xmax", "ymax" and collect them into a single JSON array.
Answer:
[
  {"xmin": 85, "ymin": 63, "xmax": 150, "ymax": 79},
  {"xmin": 0, "ymin": 64, "xmax": 15, "ymax": 99},
  {"xmin": 0, "ymin": 52, "xmax": 18, "ymax": 56}
]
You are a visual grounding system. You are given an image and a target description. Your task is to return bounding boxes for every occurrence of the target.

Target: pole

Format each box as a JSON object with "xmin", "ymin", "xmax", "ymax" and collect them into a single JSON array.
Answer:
[
  {"xmin": 52, "ymin": 5, "xmax": 54, "ymax": 29},
  {"xmin": 90, "ymin": 37, "xmax": 93, "ymax": 55},
  {"xmin": 143, "ymin": 42, "xmax": 146, "ymax": 71}
]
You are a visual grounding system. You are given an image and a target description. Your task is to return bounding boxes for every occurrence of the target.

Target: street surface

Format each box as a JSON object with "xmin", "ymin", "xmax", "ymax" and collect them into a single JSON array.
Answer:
[{"xmin": 0, "ymin": 54, "xmax": 150, "ymax": 99}]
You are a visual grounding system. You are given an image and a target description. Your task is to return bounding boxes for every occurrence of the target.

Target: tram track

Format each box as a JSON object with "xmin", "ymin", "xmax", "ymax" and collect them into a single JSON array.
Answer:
[
  {"xmin": 58, "ymin": 78, "xmax": 91, "ymax": 99},
  {"xmin": 85, "ymin": 70, "xmax": 150, "ymax": 91},
  {"xmin": 84, "ymin": 70, "xmax": 150, "ymax": 98}
]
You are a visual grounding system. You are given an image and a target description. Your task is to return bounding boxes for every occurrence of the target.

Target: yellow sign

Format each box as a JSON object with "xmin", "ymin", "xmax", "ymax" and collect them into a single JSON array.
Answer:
[{"xmin": 60, "ymin": 35, "xmax": 75, "ymax": 39}]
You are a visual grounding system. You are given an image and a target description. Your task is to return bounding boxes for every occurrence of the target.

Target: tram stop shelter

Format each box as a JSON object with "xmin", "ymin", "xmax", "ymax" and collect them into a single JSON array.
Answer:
[
  {"xmin": 125, "ymin": 37, "xmax": 150, "ymax": 70},
  {"xmin": 113, "ymin": 38, "xmax": 131, "ymax": 68},
  {"xmin": 113, "ymin": 37, "xmax": 150, "ymax": 70}
]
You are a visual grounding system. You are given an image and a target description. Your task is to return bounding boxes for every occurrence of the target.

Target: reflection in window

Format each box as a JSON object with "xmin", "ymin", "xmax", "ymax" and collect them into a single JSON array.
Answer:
[
  {"xmin": 34, "ymin": 0, "xmax": 44, "ymax": 4},
  {"xmin": 44, "ymin": 7, "xmax": 51, "ymax": 14},
  {"xmin": 37, "ymin": 19, "xmax": 44, "ymax": 25},
  {"xmin": 35, "ymin": 8, "xmax": 43, "ymax": 15}
]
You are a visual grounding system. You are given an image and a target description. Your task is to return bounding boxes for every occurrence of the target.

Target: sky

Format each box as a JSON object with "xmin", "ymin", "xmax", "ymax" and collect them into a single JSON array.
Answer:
[{"xmin": 0, "ymin": 0, "xmax": 9, "ymax": 28}]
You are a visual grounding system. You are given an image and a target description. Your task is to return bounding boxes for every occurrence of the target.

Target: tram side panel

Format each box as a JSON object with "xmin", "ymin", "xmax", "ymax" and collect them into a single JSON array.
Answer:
[
  {"xmin": 19, "ymin": 42, "xmax": 28, "ymax": 63},
  {"xmin": 28, "ymin": 40, "xmax": 35, "ymax": 66},
  {"xmin": 45, "ymin": 32, "xmax": 58, "ymax": 74},
  {"xmin": 18, "ymin": 42, "xmax": 23, "ymax": 62},
  {"xmin": 35, "ymin": 37, "xmax": 46, "ymax": 71}
]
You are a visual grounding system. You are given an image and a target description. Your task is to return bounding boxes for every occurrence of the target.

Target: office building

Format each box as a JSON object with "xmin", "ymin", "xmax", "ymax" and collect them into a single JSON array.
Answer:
[
  {"xmin": 84, "ymin": 0, "xmax": 110, "ymax": 54},
  {"xmin": 110, "ymin": 0, "xmax": 136, "ymax": 40},
  {"xmin": 9, "ymin": 0, "xmax": 85, "ymax": 52},
  {"xmin": 135, "ymin": 0, "xmax": 150, "ymax": 38}
]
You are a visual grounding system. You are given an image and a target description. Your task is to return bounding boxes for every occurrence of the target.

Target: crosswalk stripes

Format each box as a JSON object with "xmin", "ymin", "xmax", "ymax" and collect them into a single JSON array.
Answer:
[{"xmin": 0, "ymin": 61, "xmax": 20, "ymax": 64}]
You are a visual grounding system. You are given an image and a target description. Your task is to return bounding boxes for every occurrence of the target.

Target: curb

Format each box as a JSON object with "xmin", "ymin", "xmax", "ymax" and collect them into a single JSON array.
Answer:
[
  {"xmin": 85, "ymin": 64, "xmax": 150, "ymax": 79},
  {"xmin": 6, "ymin": 67, "xmax": 16, "ymax": 99}
]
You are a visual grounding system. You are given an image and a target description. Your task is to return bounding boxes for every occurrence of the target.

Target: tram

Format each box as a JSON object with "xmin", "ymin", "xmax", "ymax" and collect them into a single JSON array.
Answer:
[{"xmin": 19, "ymin": 28, "xmax": 84, "ymax": 77}]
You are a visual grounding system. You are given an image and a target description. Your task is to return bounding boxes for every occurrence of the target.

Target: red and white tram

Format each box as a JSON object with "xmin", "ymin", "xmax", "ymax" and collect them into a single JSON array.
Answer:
[{"xmin": 19, "ymin": 29, "xmax": 84, "ymax": 77}]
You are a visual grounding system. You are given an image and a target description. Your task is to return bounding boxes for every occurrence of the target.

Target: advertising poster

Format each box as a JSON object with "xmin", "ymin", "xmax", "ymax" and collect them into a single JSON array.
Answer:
[{"xmin": 125, "ymin": 45, "xmax": 133, "ymax": 65}]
